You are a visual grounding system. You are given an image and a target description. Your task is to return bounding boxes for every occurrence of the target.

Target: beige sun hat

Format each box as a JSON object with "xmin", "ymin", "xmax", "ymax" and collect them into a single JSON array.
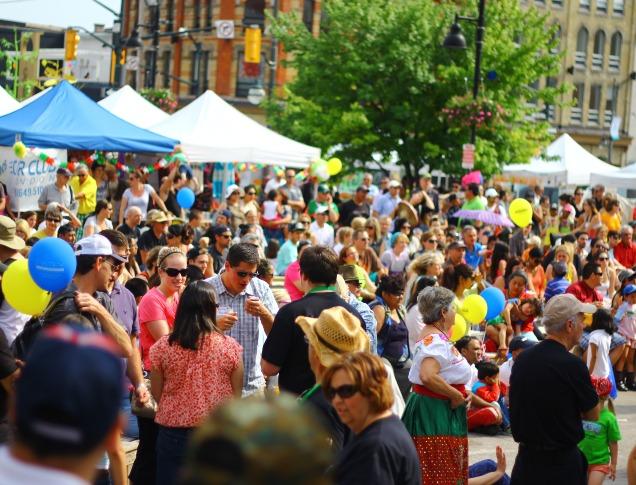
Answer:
[{"xmin": 295, "ymin": 306, "xmax": 369, "ymax": 368}]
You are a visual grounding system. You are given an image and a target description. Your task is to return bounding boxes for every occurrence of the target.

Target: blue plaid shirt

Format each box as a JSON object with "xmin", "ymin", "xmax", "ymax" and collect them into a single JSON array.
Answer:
[{"xmin": 205, "ymin": 274, "xmax": 278, "ymax": 395}]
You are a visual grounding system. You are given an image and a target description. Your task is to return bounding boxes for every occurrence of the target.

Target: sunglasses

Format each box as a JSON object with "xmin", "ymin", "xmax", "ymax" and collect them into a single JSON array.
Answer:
[
  {"xmin": 163, "ymin": 267, "xmax": 188, "ymax": 277},
  {"xmin": 594, "ymin": 272, "xmax": 604, "ymax": 276},
  {"xmin": 235, "ymin": 270, "xmax": 259, "ymax": 278},
  {"xmin": 347, "ymin": 280, "xmax": 361, "ymax": 288},
  {"xmin": 246, "ymin": 191, "xmax": 256, "ymax": 195},
  {"xmin": 325, "ymin": 384, "xmax": 358, "ymax": 400},
  {"xmin": 104, "ymin": 259, "xmax": 124, "ymax": 271},
  {"xmin": 46, "ymin": 218, "xmax": 61, "ymax": 223},
  {"xmin": 598, "ymin": 257, "xmax": 609, "ymax": 261},
  {"xmin": 428, "ymin": 239, "xmax": 438, "ymax": 243},
  {"xmin": 357, "ymin": 237, "xmax": 369, "ymax": 241}
]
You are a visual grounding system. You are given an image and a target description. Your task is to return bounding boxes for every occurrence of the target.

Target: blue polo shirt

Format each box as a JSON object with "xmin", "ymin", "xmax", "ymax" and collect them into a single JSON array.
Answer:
[{"xmin": 464, "ymin": 242, "xmax": 483, "ymax": 270}]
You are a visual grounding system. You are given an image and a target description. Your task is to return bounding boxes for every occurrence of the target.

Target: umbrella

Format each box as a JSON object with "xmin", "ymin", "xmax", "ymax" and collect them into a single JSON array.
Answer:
[{"xmin": 454, "ymin": 210, "xmax": 514, "ymax": 227}]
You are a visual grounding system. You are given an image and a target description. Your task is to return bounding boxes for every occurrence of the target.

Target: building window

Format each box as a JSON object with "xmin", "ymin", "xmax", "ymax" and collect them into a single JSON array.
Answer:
[
  {"xmin": 144, "ymin": 50, "xmax": 154, "ymax": 88},
  {"xmin": 592, "ymin": 30, "xmax": 605, "ymax": 70},
  {"xmin": 165, "ymin": 0, "xmax": 174, "ymax": 32},
  {"xmin": 190, "ymin": 49, "xmax": 209, "ymax": 95},
  {"xmin": 572, "ymin": 82, "xmax": 584, "ymax": 123},
  {"xmin": 545, "ymin": 76, "xmax": 557, "ymax": 120},
  {"xmin": 589, "ymin": 84, "xmax": 601, "ymax": 124},
  {"xmin": 605, "ymin": 84, "xmax": 615, "ymax": 124},
  {"xmin": 613, "ymin": 0, "xmax": 624, "ymax": 15},
  {"xmin": 205, "ymin": 0, "xmax": 213, "ymax": 27},
  {"xmin": 596, "ymin": 0, "xmax": 607, "ymax": 13},
  {"xmin": 552, "ymin": 0, "xmax": 563, "ymax": 6},
  {"xmin": 161, "ymin": 50, "xmax": 171, "ymax": 89},
  {"xmin": 243, "ymin": 0, "xmax": 265, "ymax": 28},
  {"xmin": 193, "ymin": 0, "xmax": 201, "ymax": 28},
  {"xmin": 550, "ymin": 24, "xmax": 561, "ymax": 54},
  {"xmin": 575, "ymin": 27, "xmax": 588, "ymax": 69},
  {"xmin": 303, "ymin": 0, "xmax": 315, "ymax": 33},
  {"xmin": 235, "ymin": 51, "xmax": 265, "ymax": 97},
  {"xmin": 609, "ymin": 32, "xmax": 621, "ymax": 71},
  {"xmin": 579, "ymin": 0, "xmax": 590, "ymax": 11}
]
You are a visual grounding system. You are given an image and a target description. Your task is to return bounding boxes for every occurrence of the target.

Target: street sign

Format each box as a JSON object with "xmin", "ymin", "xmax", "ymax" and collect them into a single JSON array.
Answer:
[
  {"xmin": 126, "ymin": 56, "xmax": 139, "ymax": 71},
  {"xmin": 462, "ymin": 143, "xmax": 475, "ymax": 169},
  {"xmin": 216, "ymin": 20, "xmax": 235, "ymax": 39}
]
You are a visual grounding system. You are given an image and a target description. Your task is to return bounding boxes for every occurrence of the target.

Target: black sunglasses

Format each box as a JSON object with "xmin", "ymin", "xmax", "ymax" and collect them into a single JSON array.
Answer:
[
  {"xmin": 236, "ymin": 270, "xmax": 259, "ymax": 278},
  {"xmin": 46, "ymin": 218, "xmax": 61, "ymax": 223},
  {"xmin": 163, "ymin": 267, "xmax": 188, "ymax": 277},
  {"xmin": 594, "ymin": 272, "xmax": 604, "ymax": 276},
  {"xmin": 246, "ymin": 191, "xmax": 256, "ymax": 195},
  {"xmin": 347, "ymin": 280, "xmax": 361, "ymax": 287},
  {"xmin": 325, "ymin": 384, "xmax": 358, "ymax": 400}
]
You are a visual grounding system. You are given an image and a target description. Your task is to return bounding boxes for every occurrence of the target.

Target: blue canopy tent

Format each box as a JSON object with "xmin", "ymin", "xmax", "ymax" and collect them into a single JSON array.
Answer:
[{"xmin": 0, "ymin": 81, "xmax": 178, "ymax": 152}]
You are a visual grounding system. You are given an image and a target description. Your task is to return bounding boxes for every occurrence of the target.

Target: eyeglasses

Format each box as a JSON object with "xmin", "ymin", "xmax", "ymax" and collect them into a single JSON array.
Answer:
[
  {"xmin": 46, "ymin": 218, "xmax": 61, "ymax": 223},
  {"xmin": 163, "ymin": 267, "xmax": 188, "ymax": 277},
  {"xmin": 325, "ymin": 384, "xmax": 358, "ymax": 400},
  {"xmin": 235, "ymin": 270, "xmax": 259, "ymax": 278},
  {"xmin": 428, "ymin": 239, "xmax": 438, "ymax": 244}
]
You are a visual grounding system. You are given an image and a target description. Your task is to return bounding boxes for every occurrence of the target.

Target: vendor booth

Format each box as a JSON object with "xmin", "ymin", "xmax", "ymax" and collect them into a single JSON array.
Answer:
[{"xmin": 98, "ymin": 85, "xmax": 169, "ymax": 129}]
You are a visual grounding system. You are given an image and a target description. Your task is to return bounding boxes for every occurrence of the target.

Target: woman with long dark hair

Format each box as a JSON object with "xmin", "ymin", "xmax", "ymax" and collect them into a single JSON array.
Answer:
[
  {"xmin": 488, "ymin": 242, "xmax": 509, "ymax": 285},
  {"xmin": 82, "ymin": 199, "xmax": 114, "ymax": 236},
  {"xmin": 150, "ymin": 280, "xmax": 243, "ymax": 485}
]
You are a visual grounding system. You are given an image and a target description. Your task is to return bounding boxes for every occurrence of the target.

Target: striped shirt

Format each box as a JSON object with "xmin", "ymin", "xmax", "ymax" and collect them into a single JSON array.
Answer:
[{"xmin": 205, "ymin": 274, "xmax": 278, "ymax": 394}]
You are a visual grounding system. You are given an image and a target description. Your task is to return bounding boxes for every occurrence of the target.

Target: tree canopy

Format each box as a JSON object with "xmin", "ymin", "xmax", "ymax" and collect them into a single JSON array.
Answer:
[{"xmin": 266, "ymin": 0, "xmax": 567, "ymax": 183}]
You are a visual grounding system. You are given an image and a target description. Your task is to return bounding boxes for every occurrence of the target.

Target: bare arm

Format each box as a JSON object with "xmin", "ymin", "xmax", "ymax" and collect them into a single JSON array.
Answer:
[
  {"xmin": 419, "ymin": 357, "xmax": 467, "ymax": 408},
  {"xmin": 0, "ymin": 368, "xmax": 19, "ymax": 394},
  {"xmin": 467, "ymin": 446, "xmax": 506, "ymax": 485},
  {"xmin": 126, "ymin": 335, "xmax": 146, "ymax": 396},
  {"xmin": 231, "ymin": 359, "xmax": 244, "ymax": 397},
  {"xmin": 146, "ymin": 319, "xmax": 171, "ymax": 341},
  {"xmin": 150, "ymin": 368, "xmax": 164, "ymax": 403},
  {"xmin": 373, "ymin": 305, "xmax": 386, "ymax": 333},
  {"xmin": 261, "ymin": 358, "xmax": 280, "ymax": 377},
  {"xmin": 588, "ymin": 343, "xmax": 598, "ymax": 374},
  {"xmin": 118, "ymin": 196, "xmax": 128, "ymax": 226},
  {"xmin": 151, "ymin": 190, "xmax": 169, "ymax": 214}
]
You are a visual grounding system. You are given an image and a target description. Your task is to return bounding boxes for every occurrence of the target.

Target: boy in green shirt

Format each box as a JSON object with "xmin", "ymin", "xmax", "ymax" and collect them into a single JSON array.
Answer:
[{"xmin": 578, "ymin": 378, "xmax": 621, "ymax": 483}]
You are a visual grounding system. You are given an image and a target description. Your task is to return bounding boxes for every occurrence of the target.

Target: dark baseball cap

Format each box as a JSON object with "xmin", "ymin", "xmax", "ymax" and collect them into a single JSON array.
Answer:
[
  {"xmin": 509, "ymin": 335, "xmax": 537, "ymax": 352},
  {"xmin": 317, "ymin": 184, "xmax": 331, "ymax": 193},
  {"xmin": 56, "ymin": 167, "xmax": 72, "ymax": 177},
  {"xmin": 448, "ymin": 241, "xmax": 466, "ymax": 250},
  {"xmin": 289, "ymin": 222, "xmax": 305, "ymax": 233},
  {"xmin": 212, "ymin": 225, "xmax": 232, "ymax": 236},
  {"xmin": 355, "ymin": 185, "xmax": 369, "ymax": 193},
  {"xmin": 15, "ymin": 324, "xmax": 122, "ymax": 454}
]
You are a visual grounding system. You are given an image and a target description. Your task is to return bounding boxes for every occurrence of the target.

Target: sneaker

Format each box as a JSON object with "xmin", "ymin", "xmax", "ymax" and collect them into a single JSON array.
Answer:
[{"xmin": 617, "ymin": 381, "xmax": 629, "ymax": 392}]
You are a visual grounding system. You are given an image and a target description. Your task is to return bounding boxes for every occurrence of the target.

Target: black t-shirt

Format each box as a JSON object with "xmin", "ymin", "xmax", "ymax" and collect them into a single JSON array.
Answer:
[
  {"xmin": 510, "ymin": 339, "xmax": 598, "ymax": 449},
  {"xmin": 116, "ymin": 223, "xmax": 141, "ymax": 240},
  {"xmin": 304, "ymin": 385, "xmax": 350, "ymax": 452},
  {"xmin": 338, "ymin": 200, "xmax": 371, "ymax": 227},
  {"xmin": 333, "ymin": 415, "xmax": 421, "ymax": 485},
  {"xmin": 0, "ymin": 330, "xmax": 16, "ymax": 443},
  {"xmin": 46, "ymin": 284, "xmax": 118, "ymax": 331},
  {"xmin": 261, "ymin": 292, "xmax": 365, "ymax": 395},
  {"xmin": 138, "ymin": 229, "xmax": 167, "ymax": 253}
]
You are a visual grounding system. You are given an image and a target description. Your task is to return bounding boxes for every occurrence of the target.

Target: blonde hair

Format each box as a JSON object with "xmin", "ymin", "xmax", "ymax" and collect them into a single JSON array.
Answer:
[
  {"xmin": 554, "ymin": 244, "xmax": 572, "ymax": 263},
  {"xmin": 408, "ymin": 252, "xmax": 444, "ymax": 276},
  {"xmin": 365, "ymin": 217, "xmax": 381, "ymax": 243},
  {"xmin": 350, "ymin": 217, "xmax": 367, "ymax": 232},
  {"xmin": 336, "ymin": 226, "xmax": 354, "ymax": 245},
  {"xmin": 157, "ymin": 247, "xmax": 185, "ymax": 269},
  {"xmin": 14, "ymin": 219, "xmax": 30, "ymax": 238}
]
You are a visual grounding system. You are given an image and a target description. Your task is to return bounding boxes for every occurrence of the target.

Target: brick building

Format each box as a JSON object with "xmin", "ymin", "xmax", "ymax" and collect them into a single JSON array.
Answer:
[{"xmin": 122, "ymin": 0, "xmax": 321, "ymax": 122}]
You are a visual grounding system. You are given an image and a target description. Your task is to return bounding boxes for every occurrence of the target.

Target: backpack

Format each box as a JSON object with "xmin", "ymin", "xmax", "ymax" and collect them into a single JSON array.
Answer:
[{"xmin": 11, "ymin": 291, "xmax": 76, "ymax": 360}]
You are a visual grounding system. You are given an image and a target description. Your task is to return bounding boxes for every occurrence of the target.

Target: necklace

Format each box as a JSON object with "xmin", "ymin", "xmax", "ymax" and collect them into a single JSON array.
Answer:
[{"xmin": 432, "ymin": 323, "xmax": 449, "ymax": 341}]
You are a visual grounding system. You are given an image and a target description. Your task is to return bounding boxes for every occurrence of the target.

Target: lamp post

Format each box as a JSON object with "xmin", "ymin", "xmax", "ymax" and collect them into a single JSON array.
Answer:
[
  {"xmin": 608, "ymin": 71, "xmax": 636, "ymax": 164},
  {"xmin": 443, "ymin": 0, "xmax": 486, "ymax": 146}
]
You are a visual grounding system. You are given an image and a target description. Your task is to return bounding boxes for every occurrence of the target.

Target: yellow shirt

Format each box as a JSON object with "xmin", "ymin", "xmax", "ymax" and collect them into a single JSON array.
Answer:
[
  {"xmin": 69, "ymin": 175, "xmax": 97, "ymax": 215},
  {"xmin": 601, "ymin": 211, "xmax": 621, "ymax": 232}
]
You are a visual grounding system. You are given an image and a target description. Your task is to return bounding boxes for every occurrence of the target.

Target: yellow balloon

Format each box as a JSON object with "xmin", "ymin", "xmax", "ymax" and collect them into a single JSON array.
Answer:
[
  {"xmin": 450, "ymin": 313, "xmax": 467, "ymax": 342},
  {"xmin": 327, "ymin": 157, "xmax": 343, "ymax": 176},
  {"xmin": 1, "ymin": 259, "xmax": 51, "ymax": 316},
  {"xmin": 509, "ymin": 198, "xmax": 533, "ymax": 227},
  {"xmin": 460, "ymin": 294, "xmax": 488, "ymax": 324}
]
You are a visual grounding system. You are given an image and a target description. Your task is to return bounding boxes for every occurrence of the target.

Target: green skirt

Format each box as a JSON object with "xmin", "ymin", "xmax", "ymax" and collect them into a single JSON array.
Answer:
[{"xmin": 402, "ymin": 392, "xmax": 468, "ymax": 484}]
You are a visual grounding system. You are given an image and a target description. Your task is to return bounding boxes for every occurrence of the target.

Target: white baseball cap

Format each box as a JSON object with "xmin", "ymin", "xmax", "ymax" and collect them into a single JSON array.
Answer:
[
  {"xmin": 75, "ymin": 235, "xmax": 126, "ymax": 263},
  {"xmin": 388, "ymin": 180, "xmax": 402, "ymax": 188},
  {"xmin": 225, "ymin": 184, "xmax": 242, "ymax": 199},
  {"xmin": 485, "ymin": 188, "xmax": 498, "ymax": 198}
]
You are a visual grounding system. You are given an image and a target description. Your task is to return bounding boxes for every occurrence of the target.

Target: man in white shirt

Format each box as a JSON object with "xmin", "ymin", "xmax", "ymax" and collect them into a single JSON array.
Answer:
[
  {"xmin": 372, "ymin": 180, "xmax": 402, "ymax": 218},
  {"xmin": 310, "ymin": 206, "xmax": 334, "ymax": 247},
  {"xmin": 0, "ymin": 325, "xmax": 124, "ymax": 485},
  {"xmin": 499, "ymin": 335, "xmax": 537, "ymax": 388}
]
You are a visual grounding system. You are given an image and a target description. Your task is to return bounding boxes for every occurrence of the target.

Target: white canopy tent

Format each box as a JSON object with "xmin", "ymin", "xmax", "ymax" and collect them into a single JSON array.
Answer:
[
  {"xmin": 98, "ymin": 85, "xmax": 169, "ymax": 129},
  {"xmin": 590, "ymin": 162, "xmax": 636, "ymax": 189},
  {"xmin": 503, "ymin": 134, "xmax": 618, "ymax": 186},
  {"xmin": 0, "ymin": 86, "xmax": 19, "ymax": 116},
  {"xmin": 150, "ymin": 90, "xmax": 320, "ymax": 168}
]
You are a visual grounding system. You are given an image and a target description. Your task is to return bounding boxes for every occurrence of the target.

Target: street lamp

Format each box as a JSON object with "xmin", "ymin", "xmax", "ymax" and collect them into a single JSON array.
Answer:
[
  {"xmin": 608, "ymin": 71, "xmax": 636, "ymax": 164},
  {"xmin": 443, "ymin": 0, "xmax": 486, "ymax": 146}
]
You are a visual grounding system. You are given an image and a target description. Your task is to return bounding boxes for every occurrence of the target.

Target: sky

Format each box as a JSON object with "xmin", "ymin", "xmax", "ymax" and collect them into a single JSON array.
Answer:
[{"xmin": 0, "ymin": 0, "xmax": 121, "ymax": 30}]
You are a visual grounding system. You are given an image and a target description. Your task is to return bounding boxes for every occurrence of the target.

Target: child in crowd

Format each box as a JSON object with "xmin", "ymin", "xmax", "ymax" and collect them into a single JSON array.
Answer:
[
  {"xmin": 544, "ymin": 261, "xmax": 570, "ymax": 302},
  {"xmin": 578, "ymin": 378, "xmax": 621, "ymax": 485},
  {"xmin": 587, "ymin": 308, "xmax": 615, "ymax": 394},
  {"xmin": 615, "ymin": 284, "xmax": 636, "ymax": 391},
  {"xmin": 467, "ymin": 362, "xmax": 508, "ymax": 435},
  {"xmin": 506, "ymin": 297, "xmax": 542, "ymax": 341},
  {"xmin": 262, "ymin": 189, "xmax": 284, "ymax": 224}
]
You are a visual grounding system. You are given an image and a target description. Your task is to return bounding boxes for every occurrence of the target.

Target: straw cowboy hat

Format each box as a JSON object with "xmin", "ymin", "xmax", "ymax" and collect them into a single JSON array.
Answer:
[{"xmin": 295, "ymin": 306, "xmax": 370, "ymax": 368}]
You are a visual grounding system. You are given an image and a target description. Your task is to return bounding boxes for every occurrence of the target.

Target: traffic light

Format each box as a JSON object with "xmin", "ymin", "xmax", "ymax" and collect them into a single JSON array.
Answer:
[
  {"xmin": 245, "ymin": 25, "xmax": 261, "ymax": 64},
  {"xmin": 120, "ymin": 48, "xmax": 127, "ymax": 65},
  {"xmin": 64, "ymin": 29, "xmax": 80, "ymax": 61}
]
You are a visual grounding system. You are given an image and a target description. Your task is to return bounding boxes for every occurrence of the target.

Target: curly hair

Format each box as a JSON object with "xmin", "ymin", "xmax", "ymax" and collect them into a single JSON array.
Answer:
[
  {"xmin": 321, "ymin": 352, "xmax": 393, "ymax": 413},
  {"xmin": 376, "ymin": 274, "xmax": 405, "ymax": 296}
]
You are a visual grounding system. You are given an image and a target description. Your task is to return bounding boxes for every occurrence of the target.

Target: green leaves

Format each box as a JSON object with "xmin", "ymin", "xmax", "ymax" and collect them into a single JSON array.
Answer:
[{"xmin": 266, "ymin": 0, "xmax": 568, "ymax": 179}]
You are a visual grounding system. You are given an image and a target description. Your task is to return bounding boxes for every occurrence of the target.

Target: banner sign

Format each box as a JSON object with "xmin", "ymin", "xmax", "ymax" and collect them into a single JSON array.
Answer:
[{"xmin": 0, "ymin": 147, "xmax": 66, "ymax": 212}]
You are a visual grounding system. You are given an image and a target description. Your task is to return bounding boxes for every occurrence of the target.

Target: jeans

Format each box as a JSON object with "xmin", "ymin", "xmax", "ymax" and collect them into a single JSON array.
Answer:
[
  {"xmin": 121, "ymin": 395, "xmax": 139, "ymax": 439},
  {"xmin": 156, "ymin": 426, "xmax": 193, "ymax": 485},
  {"xmin": 129, "ymin": 416, "xmax": 158, "ymax": 485}
]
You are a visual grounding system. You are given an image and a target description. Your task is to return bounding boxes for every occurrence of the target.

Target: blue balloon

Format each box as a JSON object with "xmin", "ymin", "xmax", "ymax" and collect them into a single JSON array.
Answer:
[
  {"xmin": 481, "ymin": 286, "xmax": 506, "ymax": 321},
  {"xmin": 28, "ymin": 237, "xmax": 76, "ymax": 292},
  {"xmin": 176, "ymin": 187, "xmax": 195, "ymax": 209}
]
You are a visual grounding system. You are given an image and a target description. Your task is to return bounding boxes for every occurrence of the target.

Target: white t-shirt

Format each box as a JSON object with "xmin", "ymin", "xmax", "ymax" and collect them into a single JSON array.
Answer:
[
  {"xmin": 586, "ymin": 329, "xmax": 612, "ymax": 378},
  {"xmin": 309, "ymin": 221, "xmax": 334, "ymax": 247},
  {"xmin": 0, "ymin": 301, "xmax": 30, "ymax": 345},
  {"xmin": 262, "ymin": 200, "xmax": 279, "ymax": 220},
  {"xmin": 499, "ymin": 358, "xmax": 514, "ymax": 388},
  {"xmin": 405, "ymin": 305, "xmax": 424, "ymax": 351},
  {"xmin": 0, "ymin": 446, "xmax": 88, "ymax": 485},
  {"xmin": 408, "ymin": 333, "xmax": 472, "ymax": 386},
  {"xmin": 123, "ymin": 184, "xmax": 155, "ymax": 219},
  {"xmin": 82, "ymin": 216, "xmax": 113, "ymax": 234}
]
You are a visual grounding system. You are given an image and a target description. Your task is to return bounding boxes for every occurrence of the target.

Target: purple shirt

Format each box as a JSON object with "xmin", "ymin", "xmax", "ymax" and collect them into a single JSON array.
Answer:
[{"xmin": 109, "ymin": 281, "xmax": 139, "ymax": 391}]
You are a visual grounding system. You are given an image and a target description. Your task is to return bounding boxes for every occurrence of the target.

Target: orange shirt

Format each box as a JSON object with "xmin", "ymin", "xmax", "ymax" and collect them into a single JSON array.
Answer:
[{"xmin": 530, "ymin": 265, "xmax": 546, "ymax": 298}]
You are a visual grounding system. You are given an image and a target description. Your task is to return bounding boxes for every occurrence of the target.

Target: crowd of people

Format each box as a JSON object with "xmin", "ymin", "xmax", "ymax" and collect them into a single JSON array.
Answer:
[{"xmin": 1, "ymin": 161, "xmax": 636, "ymax": 484}]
